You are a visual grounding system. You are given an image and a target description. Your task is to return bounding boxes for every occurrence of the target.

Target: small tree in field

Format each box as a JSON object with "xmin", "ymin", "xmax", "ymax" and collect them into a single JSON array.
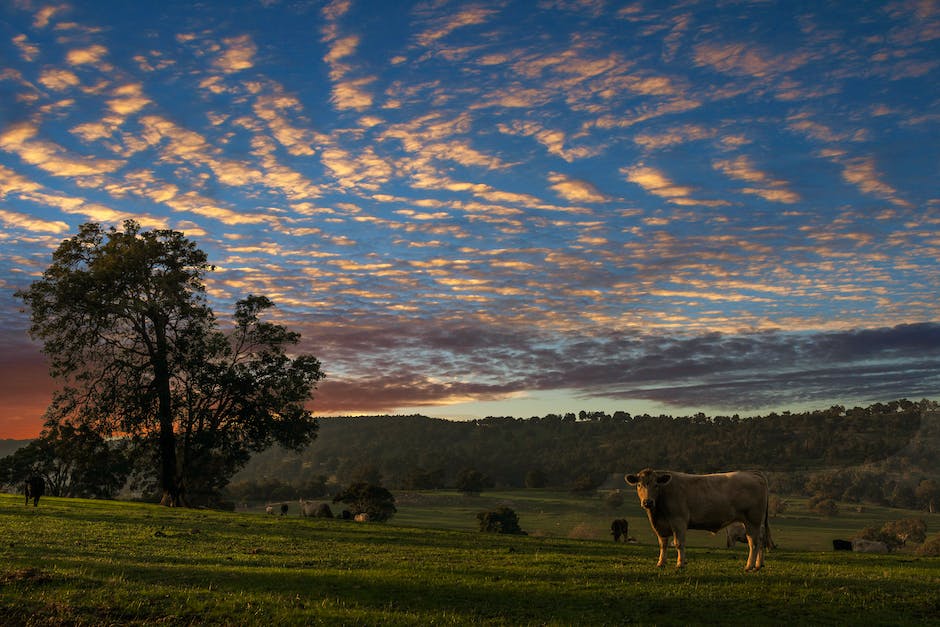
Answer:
[
  {"xmin": 333, "ymin": 482, "xmax": 397, "ymax": 521},
  {"xmin": 17, "ymin": 221, "xmax": 324, "ymax": 506},
  {"xmin": 455, "ymin": 468, "xmax": 493, "ymax": 495},
  {"xmin": 477, "ymin": 507, "xmax": 526, "ymax": 535}
]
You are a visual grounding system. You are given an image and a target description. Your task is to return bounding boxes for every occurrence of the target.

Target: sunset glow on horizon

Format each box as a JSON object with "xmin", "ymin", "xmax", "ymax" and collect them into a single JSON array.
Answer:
[{"xmin": 2, "ymin": 0, "xmax": 939, "ymax": 439}]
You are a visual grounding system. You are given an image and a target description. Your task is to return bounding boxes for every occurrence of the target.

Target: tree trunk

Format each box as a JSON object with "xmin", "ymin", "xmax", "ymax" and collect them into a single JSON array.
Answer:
[{"xmin": 154, "ymin": 326, "xmax": 185, "ymax": 507}]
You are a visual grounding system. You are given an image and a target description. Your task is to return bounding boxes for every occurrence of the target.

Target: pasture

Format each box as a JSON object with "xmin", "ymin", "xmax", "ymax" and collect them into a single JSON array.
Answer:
[{"xmin": 1, "ymin": 492, "xmax": 938, "ymax": 625}]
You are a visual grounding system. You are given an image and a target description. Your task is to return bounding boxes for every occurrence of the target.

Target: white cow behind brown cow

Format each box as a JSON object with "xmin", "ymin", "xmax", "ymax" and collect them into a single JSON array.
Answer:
[{"xmin": 626, "ymin": 468, "xmax": 771, "ymax": 571}]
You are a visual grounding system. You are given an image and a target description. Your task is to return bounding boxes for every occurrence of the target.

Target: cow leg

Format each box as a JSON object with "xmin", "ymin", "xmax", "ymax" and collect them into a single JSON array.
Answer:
[
  {"xmin": 754, "ymin": 523, "xmax": 766, "ymax": 570},
  {"xmin": 655, "ymin": 534, "xmax": 668, "ymax": 567},
  {"xmin": 673, "ymin": 528, "xmax": 687, "ymax": 568},
  {"xmin": 744, "ymin": 522, "xmax": 762, "ymax": 571}
]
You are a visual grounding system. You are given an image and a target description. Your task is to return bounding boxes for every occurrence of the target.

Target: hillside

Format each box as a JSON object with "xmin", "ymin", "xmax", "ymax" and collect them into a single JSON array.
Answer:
[{"xmin": 232, "ymin": 400, "xmax": 938, "ymax": 505}]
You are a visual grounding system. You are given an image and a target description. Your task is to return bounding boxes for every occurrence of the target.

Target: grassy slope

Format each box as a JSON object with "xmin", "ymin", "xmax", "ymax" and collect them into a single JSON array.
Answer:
[{"xmin": 1, "ymin": 493, "xmax": 938, "ymax": 626}]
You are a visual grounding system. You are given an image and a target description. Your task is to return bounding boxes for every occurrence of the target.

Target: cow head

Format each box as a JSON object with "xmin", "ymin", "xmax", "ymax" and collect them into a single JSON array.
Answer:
[{"xmin": 625, "ymin": 468, "xmax": 671, "ymax": 510}]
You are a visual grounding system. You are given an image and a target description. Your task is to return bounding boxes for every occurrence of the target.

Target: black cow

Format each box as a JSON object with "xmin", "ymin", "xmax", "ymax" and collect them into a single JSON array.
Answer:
[
  {"xmin": 611, "ymin": 518, "xmax": 629, "ymax": 542},
  {"xmin": 25, "ymin": 476, "xmax": 44, "ymax": 507},
  {"xmin": 833, "ymin": 539, "xmax": 853, "ymax": 551}
]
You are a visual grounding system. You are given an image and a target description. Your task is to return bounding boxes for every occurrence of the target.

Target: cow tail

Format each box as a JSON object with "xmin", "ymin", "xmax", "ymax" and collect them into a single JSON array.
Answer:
[{"xmin": 763, "ymin": 477, "xmax": 775, "ymax": 550}]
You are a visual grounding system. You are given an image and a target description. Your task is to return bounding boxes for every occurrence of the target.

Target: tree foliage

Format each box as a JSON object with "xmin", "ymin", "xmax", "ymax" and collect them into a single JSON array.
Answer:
[
  {"xmin": 16, "ymin": 221, "xmax": 323, "ymax": 506},
  {"xmin": 477, "ymin": 507, "xmax": 526, "ymax": 534},
  {"xmin": 332, "ymin": 482, "xmax": 397, "ymax": 521},
  {"xmin": 236, "ymin": 400, "xmax": 938, "ymax": 510},
  {"xmin": 0, "ymin": 422, "xmax": 130, "ymax": 499}
]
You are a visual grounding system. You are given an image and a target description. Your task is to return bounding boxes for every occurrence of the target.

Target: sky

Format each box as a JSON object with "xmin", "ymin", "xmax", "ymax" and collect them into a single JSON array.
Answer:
[{"xmin": 1, "ymin": 0, "xmax": 939, "ymax": 439}]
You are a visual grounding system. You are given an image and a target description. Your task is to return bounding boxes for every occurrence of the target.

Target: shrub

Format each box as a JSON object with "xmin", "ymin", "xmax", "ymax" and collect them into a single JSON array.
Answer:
[
  {"xmin": 809, "ymin": 496, "xmax": 839, "ymax": 517},
  {"xmin": 477, "ymin": 507, "xmax": 526, "ymax": 535},
  {"xmin": 880, "ymin": 518, "xmax": 927, "ymax": 547},
  {"xmin": 456, "ymin": 468, "xmax": 494, "ymax": 495},
  {"xmin": 332, "ymin": 482, "xmax": 397, "ymax": 522},
  {"xmin": 914, "ymin": 533, "xmax": 940, "ymax": 557}
]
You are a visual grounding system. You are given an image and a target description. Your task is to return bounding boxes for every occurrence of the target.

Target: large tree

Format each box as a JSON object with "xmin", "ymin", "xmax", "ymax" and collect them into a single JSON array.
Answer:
[{"xmin": 17, "ymin": 221, "xmax": 324, "ymax": 506}]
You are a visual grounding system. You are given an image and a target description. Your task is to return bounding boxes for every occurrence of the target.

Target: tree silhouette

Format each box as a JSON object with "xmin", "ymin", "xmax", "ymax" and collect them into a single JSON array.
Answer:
[{"xmin": 17, "ymin": 221, "xmax": 323, "ymax": 506}]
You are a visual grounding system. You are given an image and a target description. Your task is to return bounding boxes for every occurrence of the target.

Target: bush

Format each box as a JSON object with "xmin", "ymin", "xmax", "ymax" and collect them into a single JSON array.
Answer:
[
  {"xmin": 456, "ymin": 468, "xmax": 494, "ymax": 495},
  {"xmin": 915, "ymin": 533, "xmax": 940, "ymax": 557},
  {"xmin": 880, "ymin": 518, "xmax": 927, "ymax": 547},
  {"xmin": 332, "ymin": 482, "xmax": 397, "ymax": 522},
  {"xmin": 809, "ymin": 496, "xmax": 839, "ymax": 517},
  {"xmin": 859, "ymin": 518, "xmax": 928, "ymax": 549},
  {"xmin": 477, "ymin": 507, "xmax": 526, "ymax": 535}
]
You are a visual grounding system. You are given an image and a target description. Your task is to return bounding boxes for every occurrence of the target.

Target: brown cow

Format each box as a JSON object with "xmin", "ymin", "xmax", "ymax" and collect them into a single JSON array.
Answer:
[{"xmin": 625, "ymin": 468, "xmax": 770, "ymax": 571}]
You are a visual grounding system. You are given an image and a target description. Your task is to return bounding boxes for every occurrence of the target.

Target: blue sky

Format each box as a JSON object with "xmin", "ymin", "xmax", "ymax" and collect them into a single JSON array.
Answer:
[{"xmin": 1, "ymin": 0, "xmax": 939, "ymax": 437}]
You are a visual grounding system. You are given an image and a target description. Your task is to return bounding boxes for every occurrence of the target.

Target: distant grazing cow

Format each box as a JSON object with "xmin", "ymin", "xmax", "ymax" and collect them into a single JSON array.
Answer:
[
  {"xmin": 299, "ymin": 499, "xmax": 318, "ymax": 517},
  {"xmin": 280, "ymin": 503, "xmax": 289, "ymax": 516},
  {"xmin": 611, "ymin": 518, "xmax": 629, "ymax": 542},
  {"xmin": 265, "ymin": 504, "xmax": 274, "ymax": 515},
  {"xmin": 24, "ymin": 476, "xmax": 44, "ymax": 507},
  {"xmin": 832, "ymin": 539, "xmax": 853, "ymax": 551},
  {"xmin": 852, "ymin": 539, "xmax": 889, "ymax": 553},
  {"xmin": 626, "ymin": 468, "xmax": 771, "ymax": 571},
  {"xmin": 354, "ymin": 513, "xmax": 370, "ymax": 523},
  {"xmin": 726, "ymin": 522, "xmax": 748, "ymax": 548}
]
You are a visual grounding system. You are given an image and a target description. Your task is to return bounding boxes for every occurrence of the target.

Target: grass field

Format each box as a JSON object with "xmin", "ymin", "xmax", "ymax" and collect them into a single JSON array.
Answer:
[{"xmin": 1, "ymin": 492, "xmax": 938, "ymax": 625}]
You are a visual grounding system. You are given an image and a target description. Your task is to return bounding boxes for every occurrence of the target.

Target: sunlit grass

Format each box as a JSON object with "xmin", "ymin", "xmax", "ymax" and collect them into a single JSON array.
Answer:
[{"xmin": 1, "ymin": 493, "xmax": 937, "ymax": 625}]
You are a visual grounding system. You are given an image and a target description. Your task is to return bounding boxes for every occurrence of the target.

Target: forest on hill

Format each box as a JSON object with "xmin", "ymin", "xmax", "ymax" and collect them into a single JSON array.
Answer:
[{"xmin": 230, "ymin": 399, "xmax": 939, "ymax": 511}]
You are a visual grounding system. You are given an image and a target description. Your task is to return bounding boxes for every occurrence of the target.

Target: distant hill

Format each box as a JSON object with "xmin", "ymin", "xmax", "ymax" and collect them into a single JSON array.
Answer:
[
  {"xmin": 232, "ymin": 400, "xmax": 939, "ymax": 509},
  {"xmin": 0, "ymin": 439, "xmax": 29, "ymax": 460}
]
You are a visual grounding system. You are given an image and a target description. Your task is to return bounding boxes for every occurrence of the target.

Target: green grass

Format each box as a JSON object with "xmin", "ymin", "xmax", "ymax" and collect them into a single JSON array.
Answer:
[{"xmin": 1, "ymin": 493, "xmax": 938, "ymax": 625}]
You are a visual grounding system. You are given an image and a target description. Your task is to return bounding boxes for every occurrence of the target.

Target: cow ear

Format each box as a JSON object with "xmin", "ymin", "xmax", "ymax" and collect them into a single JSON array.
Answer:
[
  {"xmin": 625, "ymin": 474, "xmax": 639, "ymax": 486},
  {"xmin": 656, "ymin": 473, "xmax": 672, "ymax": 485}
]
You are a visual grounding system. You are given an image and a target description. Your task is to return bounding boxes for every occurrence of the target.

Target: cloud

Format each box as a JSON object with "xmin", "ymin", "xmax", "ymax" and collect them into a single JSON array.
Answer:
[
  {"xmin": 0, "ymin": 122, "xmax": 125, "ymax": 177},
  {"xmin": 33, "ymin": 5, "xmax": 66, "ymax": 29},
  {"xmin": 13, "ymin": 35, "xmax": 39, "ymax": 62},
  {"xmin": 215, "ymin": 35, "xmax": 256, "ymax": 73},
  {"xmin": 548, "ymin": 173, "xmax": 608, "ymax": 203},
  {"xmin": 38, "ymin": 68, "xmax": 80, "ymax": 91},
  {"xmin": 622, "ymin": 163, "xmax": 727, "ymax": 206},
  {"xmin": 693, "ymin": 42, "xmax": 810, "ymax": 78},
  {"xmin": 299, "ymin": 317, "xmax": 940, "ymax": 415},
  {"xmin": 839, "ymin": 156, "xmax": 910, "ymax": 207},
  {"xmin": 633, "ymin": 124, "xmax": 715, "ymax": 150},
  {"xmin": 414, "ymin": 7, "xmax": 498, "ymax": 47},
  {"xmin": 66, "ymin": 44, "xmax": 108, "ymax": 66},
  {"xmin": 0, "ymin": 209, "xmax": 70, "ymax": 233},
  {"xmin": 712, "ymin": 155, "xmax": 801, "ymax": 204}
]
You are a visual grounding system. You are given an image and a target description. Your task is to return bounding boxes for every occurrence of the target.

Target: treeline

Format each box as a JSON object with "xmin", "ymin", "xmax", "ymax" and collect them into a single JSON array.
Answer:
[{"xmin": 230, "ymin": 399, "xmax": 939, "ymax": 510}]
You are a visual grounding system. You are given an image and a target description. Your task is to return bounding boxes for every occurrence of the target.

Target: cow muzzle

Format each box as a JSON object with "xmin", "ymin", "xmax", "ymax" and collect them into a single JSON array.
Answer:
[{"xmin": 641, "ymin": 499, "xmax": 655, "ymax": 509}]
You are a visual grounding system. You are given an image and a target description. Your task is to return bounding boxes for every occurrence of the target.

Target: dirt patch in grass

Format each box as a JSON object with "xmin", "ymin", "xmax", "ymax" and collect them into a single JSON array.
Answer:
[{"xmin": 0, "ymin": 567, "xmax": 52, "ymax": 586}]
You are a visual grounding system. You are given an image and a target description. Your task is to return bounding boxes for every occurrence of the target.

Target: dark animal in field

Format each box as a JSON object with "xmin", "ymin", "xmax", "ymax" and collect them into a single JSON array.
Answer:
[
  {"xmin": 611, "ymin": 518, "xmax": 629, "ymax": 542},
  {"xmin": 626, "ymin": 468, "xmax": 771, "ymax": 571},
  {"xmin": 280, "ymin": 503, "xmax": 289, "ymax": 516},
  {"xmin": 726, "ymin": 522, "xmax": 748, "ymax": 548},
  {"xmin": 833, "ymin": 539, "xmax": 853, "ymax": 551},
  {"xmin": 24, "ymin": 476, "xmax": 44, "ymax": 507}
]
